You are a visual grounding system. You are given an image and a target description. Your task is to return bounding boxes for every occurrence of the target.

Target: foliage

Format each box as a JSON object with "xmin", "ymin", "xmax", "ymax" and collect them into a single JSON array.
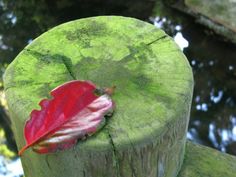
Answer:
[
  {"xmin": 19, "ymin": 81, "xmax": 115, "ymax": 155},
  {"xmin": 0, "ymin": 129, "xmax": 15, "ymax": 158}
]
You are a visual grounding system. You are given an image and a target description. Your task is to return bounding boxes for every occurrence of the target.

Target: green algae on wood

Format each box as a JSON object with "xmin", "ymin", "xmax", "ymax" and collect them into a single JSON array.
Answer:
[
  {"xmin": 178, "ymin": 141, "xmax": 236, "ymax": 177},
  {"xmin": 3, "ymin": 16, "xmax": 193, "ymax": 177}
]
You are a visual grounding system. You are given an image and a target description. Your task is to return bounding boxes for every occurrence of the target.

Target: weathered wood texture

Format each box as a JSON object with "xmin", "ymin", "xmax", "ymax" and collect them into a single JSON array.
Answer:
[
  {"xmin": 3, "ymin": 16, "xmax": 193, "ymax": 177},
  {"xmin": 178, "ymin": 141, "xmax": 236, "ymax": 177},
  {"xmin": 168, "ymin": 0, "xmax": 236, "ymax": 44}
]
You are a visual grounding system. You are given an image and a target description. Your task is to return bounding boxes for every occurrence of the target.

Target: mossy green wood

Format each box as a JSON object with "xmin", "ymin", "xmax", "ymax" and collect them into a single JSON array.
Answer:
[
  {"xmin": 178, "ymin": 141, "xmax": 236, "ymax": 177},
  {"xmin": 3, "ymin": 16, "xmax": 193, "ymax": 177},
  {"xmin": 185, "ymin": 0, "xmax": 236, "ymax": 33}
]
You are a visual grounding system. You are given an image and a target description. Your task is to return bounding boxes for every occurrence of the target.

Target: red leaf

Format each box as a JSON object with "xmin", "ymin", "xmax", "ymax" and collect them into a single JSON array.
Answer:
[{"xmin": 18, "ymin": 80, "xmax": 115, "ymax": 155}]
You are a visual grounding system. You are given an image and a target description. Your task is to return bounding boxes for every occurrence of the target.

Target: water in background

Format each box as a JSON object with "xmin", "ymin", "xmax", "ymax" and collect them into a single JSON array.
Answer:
[
  {"xmin": 150, "ymin": 4, "xmax": 236, "ymax": 154},
  {"xmin": 0, "ymin": 0, "xmax": 236, "ymax": 176}
]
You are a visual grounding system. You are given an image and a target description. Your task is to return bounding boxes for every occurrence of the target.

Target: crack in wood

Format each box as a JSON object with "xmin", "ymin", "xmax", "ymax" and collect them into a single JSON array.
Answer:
[
  {"xmin": 46, "ymin": 156, "xmax": 52, "ymax": 170},
  {"xmin": 106, "ymin": 129, "xmax": 121, "ymax": 177},
  {"xmin": 61, "ymin": 56, "xmax": 76, "ymax": 80},
  {"xmin": 24, "ymin": 48, "xmax": 77, "ymax": 80},
  {"xmin": 83, "ymin": 170, "xmax": 86, "ymax": 177},
  {"xmin": 118, "ymin": 34, "xmax": 168, "ymax": 65},
  {"xmin": 146, "ymin": 35, "xmax": 168, "ymax": 46}
]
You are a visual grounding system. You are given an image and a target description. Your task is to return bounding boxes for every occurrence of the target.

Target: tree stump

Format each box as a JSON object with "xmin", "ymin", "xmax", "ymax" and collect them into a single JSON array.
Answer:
[{"xmin": 3, "ymin": 16, "xmax": 193, "ymax": 177}]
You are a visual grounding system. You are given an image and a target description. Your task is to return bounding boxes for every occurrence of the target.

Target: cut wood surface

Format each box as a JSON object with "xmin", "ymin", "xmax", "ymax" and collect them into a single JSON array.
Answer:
[
  {"xmin": 4, "ymin": 16, "xmax": 193, "ymax": 177},
  {"xmin": 178, "ymin": 141, "xmax": 236, "ymax": 177}
]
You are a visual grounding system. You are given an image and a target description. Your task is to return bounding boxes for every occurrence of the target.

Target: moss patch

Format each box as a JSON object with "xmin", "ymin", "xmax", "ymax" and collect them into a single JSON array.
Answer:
[{"xmin": 178, "ymin": 141, "xmax": 236, "ymax": 177}]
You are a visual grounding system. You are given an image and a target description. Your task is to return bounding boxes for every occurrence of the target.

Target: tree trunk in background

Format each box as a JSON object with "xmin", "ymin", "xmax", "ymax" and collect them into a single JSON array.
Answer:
[{"xmin": 166, "ymin": 0, "xmax": 236, "ymax": 44}]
